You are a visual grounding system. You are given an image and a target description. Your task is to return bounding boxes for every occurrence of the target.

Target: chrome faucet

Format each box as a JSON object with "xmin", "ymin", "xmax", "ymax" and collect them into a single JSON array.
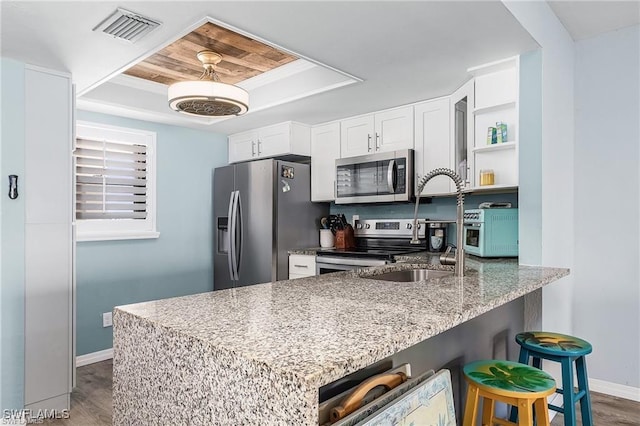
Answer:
[{"xmin": 410, "ymin": 168, "xmax": 465, "ymax": 277}]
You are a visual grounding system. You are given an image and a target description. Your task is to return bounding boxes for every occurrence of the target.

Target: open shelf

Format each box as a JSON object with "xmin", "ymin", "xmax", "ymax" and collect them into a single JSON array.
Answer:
[
  {"xmin": 473, "ymin": 101, "xmax": 516, "ymax": 115},
  {"xmin": 473, "ymin": 141, "xmax": 517, "ymax": 153},
  {"xmin": 465, "ymin": 184, "xmax": 518, "ymax": 194}
]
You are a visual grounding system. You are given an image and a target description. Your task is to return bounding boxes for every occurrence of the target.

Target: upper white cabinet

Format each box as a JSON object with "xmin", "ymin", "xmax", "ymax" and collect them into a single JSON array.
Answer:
[
  {"xmin": 450, "ymin": 79, "xmax": 475, "ymax": 190},
  {"xmin": 228, "ymin": 121, "xmax": 310, "ymax": 163},
  {"xmin": 414, "ymin": 98, "xmax": 451, "ymax": 196},
  {"xmin": 468, "ymin": 57, "xmax": 519, "ymax": 190},
  {"xmin": 311, "ymin": 122, "xmax": 340, "ymax": 202},
  {"xmin": 340, "ymin": 106, "xmax": 413, "ymax": 158}
]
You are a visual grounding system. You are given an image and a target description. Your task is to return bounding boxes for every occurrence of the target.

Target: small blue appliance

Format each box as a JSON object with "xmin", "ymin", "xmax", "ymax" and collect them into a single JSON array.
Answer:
[{"xmin": 463, "ymin": 208, "xmax": 518, "ymax": 257}]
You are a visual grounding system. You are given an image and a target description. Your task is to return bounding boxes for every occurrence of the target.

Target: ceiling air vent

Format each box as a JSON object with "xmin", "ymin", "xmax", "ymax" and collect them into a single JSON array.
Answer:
[{"xmin": 93, "ymin": 8, "xmax": 161, "ymax": 43}]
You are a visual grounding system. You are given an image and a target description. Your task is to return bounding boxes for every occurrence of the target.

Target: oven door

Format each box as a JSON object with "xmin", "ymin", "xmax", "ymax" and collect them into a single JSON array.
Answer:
[
  {"xmin": 463, "ymin": 222, "xmax": 483, "ymax": 256},
  {"xmin": 316, "ymin": 257, "xmax": 389, "ymax": 275}
]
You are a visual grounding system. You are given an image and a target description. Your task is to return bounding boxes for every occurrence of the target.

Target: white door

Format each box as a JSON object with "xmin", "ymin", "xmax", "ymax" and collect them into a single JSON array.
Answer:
[
  {"xmin": 374, "ymin": 106, "xmax": 414, "ymax": 153},
  {"xmin": 228, "ymin": 131, "xmax": 257, "ymax": 163},
  {"xmin": 311, "ymin": 122, "xmax": 340, "ymax": 202},
  {"xmin": 257, "ymin": 122, "xmax": 290, "ymax": 158},
  {"xmin": 414, "ymin": 98, "xmax": 451, "ymax": 195},
  {"xmin": 340, "ymin": 115, "xmax": 374, "ymax": 158}
]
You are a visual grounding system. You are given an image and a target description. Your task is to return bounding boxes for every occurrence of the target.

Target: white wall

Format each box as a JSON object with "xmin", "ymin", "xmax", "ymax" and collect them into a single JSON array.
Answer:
[
  {"xmin": 573, "ymin": 25, "xmax": 640, "ymax": 392},
  {"xmin": 503, "ymin": 1, "xmax": 575, "ymax": 336}
]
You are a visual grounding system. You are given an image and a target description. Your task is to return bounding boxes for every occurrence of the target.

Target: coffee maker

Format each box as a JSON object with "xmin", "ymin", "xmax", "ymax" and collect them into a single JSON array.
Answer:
[{"xmin": 426, "ymin": 222, "xmax": 449, "ymax": 253}]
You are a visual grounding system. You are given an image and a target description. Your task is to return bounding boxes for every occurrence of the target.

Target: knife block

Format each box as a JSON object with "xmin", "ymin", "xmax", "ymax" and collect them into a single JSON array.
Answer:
[{"xmin": 335, "ymin": 226, "xmax": 356, "ymax": 249}]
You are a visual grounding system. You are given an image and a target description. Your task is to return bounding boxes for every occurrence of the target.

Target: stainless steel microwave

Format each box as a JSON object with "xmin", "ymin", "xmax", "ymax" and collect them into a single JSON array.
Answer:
[{"xmin": 335, "ymin": 149, "xmax": 414, "ymax": 204}]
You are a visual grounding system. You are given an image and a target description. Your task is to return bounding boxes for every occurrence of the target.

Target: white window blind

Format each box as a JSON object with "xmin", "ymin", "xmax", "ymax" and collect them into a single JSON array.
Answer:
[
  {"xmin": 75, "ymin": 121, "xmax": 158, "ymax": 242},
  {"xmin": 76, "ymin": 138, "xmax": 148, "ymax": 220}
]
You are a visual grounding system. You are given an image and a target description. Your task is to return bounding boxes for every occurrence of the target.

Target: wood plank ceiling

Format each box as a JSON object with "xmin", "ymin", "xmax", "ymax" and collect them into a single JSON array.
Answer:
[{"xmin": 123, "ymin": 22, "xmax": 298, "ymax": 85}]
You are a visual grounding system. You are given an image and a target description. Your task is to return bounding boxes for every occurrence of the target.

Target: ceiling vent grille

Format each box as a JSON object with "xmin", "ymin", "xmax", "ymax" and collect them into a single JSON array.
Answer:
[{"xmin": 93, "ymin": 8, "xmax": 161, "ymax": 43}]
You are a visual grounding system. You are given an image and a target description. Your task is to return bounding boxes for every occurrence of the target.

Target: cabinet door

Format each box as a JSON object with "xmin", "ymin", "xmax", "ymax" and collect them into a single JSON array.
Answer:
[
  {"xmin": 311, "ymin": 122, "xmax": 340, "ymax": 202},
  {"xmin": 257, "ymin": 122, "xmax": 290, "ymax": 158},
  {"xmin": 340, "ymin": 115, "xmax": 374, "ymax": 158},
  {"xmin": 374, "ymin": 106, "xmax": 414, "ymax": 153},
  {"xmin": 228, "ymin": 131, "xmax": 257, "ymax": 163},
  {"xmin": 450, "ymin": 79, "xmax": 474, "ymax": 188},
  {"xmin": 25, "ymin": 68, "xmax": 72, "ymax": 224},
  {"xmin": 414, "ymin": 98, "xmax": 451, "ymax": 195}
]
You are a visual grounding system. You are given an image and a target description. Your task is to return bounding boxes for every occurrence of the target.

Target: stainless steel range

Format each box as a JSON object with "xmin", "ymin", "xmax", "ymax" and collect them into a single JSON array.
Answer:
[{"xmin": 315, "ymin": 219, "xmax": 426, "ymax": 274}]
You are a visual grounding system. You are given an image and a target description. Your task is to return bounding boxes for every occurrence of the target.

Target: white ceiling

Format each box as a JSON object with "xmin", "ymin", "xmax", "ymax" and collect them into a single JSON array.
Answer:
[
  {"xmin": 548, "ymin": 1, "xmax": 640, "ymax": 41},
  {"xmin": 2, "ymin": 1, "xmax": 541, "ymax": 135}
]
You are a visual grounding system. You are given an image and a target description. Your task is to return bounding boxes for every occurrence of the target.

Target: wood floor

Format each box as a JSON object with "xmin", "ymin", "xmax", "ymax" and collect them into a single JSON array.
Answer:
[{"xmin": 47, "ymin": 360, "xmax": 638, "ymax": 425}]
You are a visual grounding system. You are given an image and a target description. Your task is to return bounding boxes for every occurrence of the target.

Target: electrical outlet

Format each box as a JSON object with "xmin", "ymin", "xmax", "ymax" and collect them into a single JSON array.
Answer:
[{"xmin": 102, "ymin": 312, "xmax": 112, "ymax": 328}]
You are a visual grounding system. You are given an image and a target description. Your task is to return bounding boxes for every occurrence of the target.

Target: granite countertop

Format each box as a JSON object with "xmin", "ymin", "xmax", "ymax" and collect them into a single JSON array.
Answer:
[{"xmin": 115, "ymin": 257, "xmax": 569, "ymax": 392}]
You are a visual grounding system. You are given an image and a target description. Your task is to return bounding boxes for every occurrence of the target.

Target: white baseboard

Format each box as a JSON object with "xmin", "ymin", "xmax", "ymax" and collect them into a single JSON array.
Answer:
[
  {"xmin": 590, "ymin": 378, "xmax": 640, "ymax": 402},
  {"xmin": 76, "ymin": 348, "xmax": 113, "ymax": 367}
]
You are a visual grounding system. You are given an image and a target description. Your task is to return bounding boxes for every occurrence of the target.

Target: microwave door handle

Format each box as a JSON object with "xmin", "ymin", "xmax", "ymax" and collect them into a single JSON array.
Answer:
[{"xmin": 387, "ymin": 159, "xmax": 396, "ymax": 193}]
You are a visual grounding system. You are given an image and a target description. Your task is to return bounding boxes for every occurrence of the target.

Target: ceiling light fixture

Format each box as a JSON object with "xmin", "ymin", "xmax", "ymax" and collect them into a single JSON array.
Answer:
[{"xmin": 168, "ymin": 50, "xmax": 249, "ymax": 117}]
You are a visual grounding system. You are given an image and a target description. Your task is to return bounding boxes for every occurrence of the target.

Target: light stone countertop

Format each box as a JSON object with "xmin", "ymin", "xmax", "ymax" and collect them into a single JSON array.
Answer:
[{"xmin": 115, "ymin": 257, "xmax": 568, "ymax": 391}]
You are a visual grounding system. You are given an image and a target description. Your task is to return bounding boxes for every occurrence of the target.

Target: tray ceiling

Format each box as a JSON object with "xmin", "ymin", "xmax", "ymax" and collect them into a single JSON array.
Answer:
[{"xmin": 123, "ymin": 22, "xmax": 298, "ymax": 85}]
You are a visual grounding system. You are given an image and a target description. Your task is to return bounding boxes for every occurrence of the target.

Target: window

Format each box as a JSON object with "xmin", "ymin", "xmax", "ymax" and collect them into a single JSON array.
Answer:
[{"xmin": 75, "ymin": 121, "xmax": 159, "ymax": 241}]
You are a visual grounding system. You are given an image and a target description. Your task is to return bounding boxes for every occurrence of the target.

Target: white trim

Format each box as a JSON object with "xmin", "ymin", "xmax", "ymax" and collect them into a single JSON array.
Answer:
[
  {"xmin": 76, "ymin": 348, "xmax": 113, "ymax": 367},
  {"xmin": 76, "ymin": 230, "xmax": 160, "ymax": 242},
  {"xmin": 590, "ymin": 378, "xmax": 640, "ymax": 402}
]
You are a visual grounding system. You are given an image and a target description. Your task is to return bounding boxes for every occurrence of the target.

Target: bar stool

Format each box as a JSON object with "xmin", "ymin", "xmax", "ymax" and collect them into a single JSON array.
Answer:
[
  {"xmin": 510, "ymin": 331, "xmax": 593, "ymax": 426},
  {"xmin": 463, "ymin": 360, "xmax": 556, "ymax": 426}
]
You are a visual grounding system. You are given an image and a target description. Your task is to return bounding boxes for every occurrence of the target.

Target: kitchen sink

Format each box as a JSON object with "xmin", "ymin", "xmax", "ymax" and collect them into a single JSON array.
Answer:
[{"xmin": 368, "ymin": 269, "xmax": 453, "ymax": 282}]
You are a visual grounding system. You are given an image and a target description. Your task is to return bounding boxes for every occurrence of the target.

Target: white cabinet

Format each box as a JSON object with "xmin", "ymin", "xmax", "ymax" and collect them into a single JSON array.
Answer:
[
  {"xmin": 468, "ymin": 57, "xmax": 519, "ymax": 190},
  {"xmin": 340, "ymin": 115, "xmax": 374, "ymax": 158},
  {"xmin": 24, "ymin": 65, "xmax": 73, "ymax": 411},
  {"xmin": 414, "ymin": 98, "xmax": 451, "ymax": 196},
  {"xmin": 340, "ymin": 107, "xmax": 413, "ymax": 158},
  {"xmin": 288, "ymin": 254, "xmax": 316, "ymax": 279},
  {"xmin": 311, "ymin": 122, "xmax": 340, "ymax": 202},
  {"xmin": 374, "ymin": 106, "xmax": 414, "ymax": 153},
  {"xmin": 228, "ymin": 121, "xmax": 310, "ymax": 163}
]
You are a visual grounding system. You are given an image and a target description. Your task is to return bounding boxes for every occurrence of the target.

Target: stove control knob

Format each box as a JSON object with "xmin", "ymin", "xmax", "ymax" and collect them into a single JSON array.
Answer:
[
  {"xmin": 356, "ymin": 223, "xmax": 363, "ymax": 229},
  {"xmin": 406, "ymin": 223, "xmax": 412, "ymax": 230},
  {"xmin": 417, "ymin": 224, "xmax": 421, "ymax": 230},
  {"xmin": 365, "ymin": 224, "xmax": 371, "ymax": 229}
]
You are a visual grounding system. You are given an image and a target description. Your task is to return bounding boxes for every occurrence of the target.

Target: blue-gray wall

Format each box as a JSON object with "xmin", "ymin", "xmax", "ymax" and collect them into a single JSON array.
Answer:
[
  {"xmin": 331, "ymin": 193, "xmax": 518, "ymax": 245},
  {"xmin": 1, "ymin": 58, "xmax": 26, "ymax": 410},
  {"xmin": 76, "ymin": 111, "xmax": 228, "ymax": 356}
]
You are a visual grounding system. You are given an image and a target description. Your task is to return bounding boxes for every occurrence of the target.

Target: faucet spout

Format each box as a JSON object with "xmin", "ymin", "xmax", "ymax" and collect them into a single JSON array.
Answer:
[{"xmin": 411, "ymin": 168, "xmax": 465, "ymax": 277}]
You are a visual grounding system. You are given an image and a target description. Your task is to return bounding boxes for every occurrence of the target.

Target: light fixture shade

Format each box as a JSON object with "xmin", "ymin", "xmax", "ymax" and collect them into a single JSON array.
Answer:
[{"xmin": 168, "ymin": 80, "xmax": 249, "ymax": 117}]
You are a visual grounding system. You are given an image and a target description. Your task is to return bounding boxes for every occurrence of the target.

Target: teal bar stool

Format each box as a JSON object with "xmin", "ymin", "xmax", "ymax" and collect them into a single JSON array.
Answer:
[{"xmin": 509, "ymin": 331, "xmax": 593, "ymax": 426}]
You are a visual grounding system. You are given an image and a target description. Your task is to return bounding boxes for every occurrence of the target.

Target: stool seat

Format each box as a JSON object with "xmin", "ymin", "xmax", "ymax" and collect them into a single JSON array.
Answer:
[
  {"xmin": 464, "ymin": 360, "xmax": 556, "ymax": 397},
  {"xmin": 463, "ymin": 360, "xmax": 556, "ymax": 426},
  {"xmin": 516, "ymin": 331, "xmax": 592, "ymax": 357}
]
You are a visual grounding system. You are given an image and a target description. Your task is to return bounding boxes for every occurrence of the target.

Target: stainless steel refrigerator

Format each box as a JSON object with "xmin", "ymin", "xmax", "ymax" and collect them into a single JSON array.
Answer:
[{"xmin": 213, "ymin": 159, "xmax": 327, "ymax": 290}]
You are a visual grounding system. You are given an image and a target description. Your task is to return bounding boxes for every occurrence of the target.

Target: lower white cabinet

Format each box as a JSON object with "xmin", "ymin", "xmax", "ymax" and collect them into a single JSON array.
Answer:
[
  {"xmin": 311, "ymin": 122, "xmax": 340, "ymax": 202},
  {"xmin": 414, "ymin": 98, "xmax": 452, "ymax": 195},
  {"xmin": 228, "ymin": 121, "xmax": 310, "ymax": 163},
  {"xmin": 288, "ymin": 254, "xmax": 316, "ymax": 279}
]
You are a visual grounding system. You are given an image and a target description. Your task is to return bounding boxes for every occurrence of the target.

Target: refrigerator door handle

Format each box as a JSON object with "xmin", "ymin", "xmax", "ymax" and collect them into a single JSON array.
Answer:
[
  {"xmin": 229, "ymin": 191, "xmax": 238, "ymax": 281},
  {"xmin": 235, "ymin": 190, "xmax": 243, "ymax": 279},
  {"xmin": 227, "ymin": 191, "xmax": 237, "ymax": 281}
]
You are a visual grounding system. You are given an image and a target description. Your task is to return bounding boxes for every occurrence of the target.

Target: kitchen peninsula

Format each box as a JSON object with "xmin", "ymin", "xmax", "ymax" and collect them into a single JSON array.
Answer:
[{"xmin": 112, "ymin": 256, "xmax": 568, "ymax": 425}]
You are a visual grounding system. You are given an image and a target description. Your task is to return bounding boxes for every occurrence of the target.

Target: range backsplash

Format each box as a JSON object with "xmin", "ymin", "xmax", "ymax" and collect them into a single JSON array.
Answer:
[{"xmin": 330, "ymin": 192, "xmax": 518, "ymax": 245}]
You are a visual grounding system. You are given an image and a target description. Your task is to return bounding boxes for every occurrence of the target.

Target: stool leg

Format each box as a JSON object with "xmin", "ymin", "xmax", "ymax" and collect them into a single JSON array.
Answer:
[
  {"xmin": 463, "ymin": 384, "xmax": 481, "ymax": 426},
  {"xmin": 517, "ymin": 399, "xmax": 534, "ymax": 426},
  {"xmin": 575, "ymin": 356, "xmax": 593, "ymax": 426},
  {"xmin": 534, "ymin": 397, "xmax": 551, "ymax": 426},
  {"xmin": 561, "ymin": 357, "xmax": 576, "ymax": 426},
  {"xmin": 532, "ymin": 357, "xmax": 541, "ymax": 369},
  {"xmin": 482, "ymin": 396, "xmax": 495, "ymax": 426},
  {"xmin": 510, "ymin": 348, "xmax": 531, "ymax": 422}
]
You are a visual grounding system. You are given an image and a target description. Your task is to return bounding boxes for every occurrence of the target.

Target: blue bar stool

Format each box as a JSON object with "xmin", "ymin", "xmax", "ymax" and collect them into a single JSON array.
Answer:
[{"xmin": 509, "ymin": 331, "xmax": 593, "ymax": 426}]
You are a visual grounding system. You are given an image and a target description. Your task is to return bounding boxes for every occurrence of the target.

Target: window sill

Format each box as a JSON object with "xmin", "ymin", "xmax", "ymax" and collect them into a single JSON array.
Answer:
[{"xmin": 76, "ymin": 231, "xmax": 160, "ymax": 242}]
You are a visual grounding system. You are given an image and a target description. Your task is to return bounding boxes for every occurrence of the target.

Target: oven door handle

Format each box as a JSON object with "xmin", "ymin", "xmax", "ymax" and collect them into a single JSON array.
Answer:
[
  {"xmin": 464, "ymin": 223, "xmax": 482, "ymax": 228},
  {"xmin": 387, "ymin": 159, "xmax": 396, "ymax": 193}
]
